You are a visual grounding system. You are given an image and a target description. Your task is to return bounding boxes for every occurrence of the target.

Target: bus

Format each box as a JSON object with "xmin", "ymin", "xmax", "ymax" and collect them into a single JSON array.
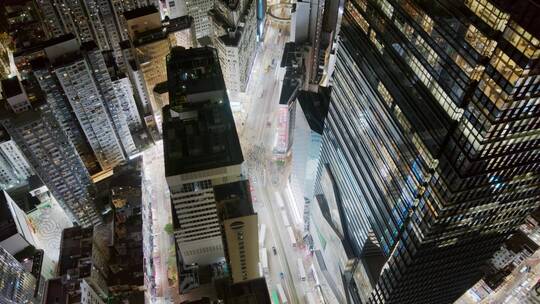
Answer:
[
  {"xmin": 276, "ymin": 283, "xmax": 288, "ymax": 304},
  {"xmin": 287, "ymin": 227, "xmax": 296, "ymax": 247},
  {"xmin": 297, "ymin": 258, "xmax": 306, "ymax": 281},
  {"xmin": 259, "ymin": 224, "xmax": 266, "ymax": 248},
  {"xmin": 271, "ymin": 290, "xmax": 280, "ymax": 304},
  {"xmin": 281, "ymin": 210, "xmax": 290, "ymax": 227},
  {"xmin": 260, "ymin": 248, "xmax": 269, "ymax": 275}
]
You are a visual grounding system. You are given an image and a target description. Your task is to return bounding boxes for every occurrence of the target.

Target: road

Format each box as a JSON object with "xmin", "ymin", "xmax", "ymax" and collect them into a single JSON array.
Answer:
[{"xmin": 239, "ymin": 16, "xmax": 319, "ymax": 304}]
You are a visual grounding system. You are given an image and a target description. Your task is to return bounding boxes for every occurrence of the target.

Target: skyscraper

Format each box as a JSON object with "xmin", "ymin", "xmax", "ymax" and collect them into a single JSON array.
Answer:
[
  {"xmin": 209, "ymin": 0, "xmax": 258, "ymax": 92},
  {"xmin": 312, "ymin": 0, "xmax": 540, "ymax": 303},
  {"xmin": 164, "ymin": 47, "xmax": 244, "ymax": 266},
  {"xmin": 0, "ymin": 77, "xmax": 100, "ymax": 227}
]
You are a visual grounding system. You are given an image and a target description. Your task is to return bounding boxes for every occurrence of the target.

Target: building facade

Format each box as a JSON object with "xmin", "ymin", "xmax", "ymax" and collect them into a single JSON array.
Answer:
[
  {"xmin": 0, "ymin": 127, "xmax": 33, "ymax": 189},
  {"xmin": 313, "ymin": 0, "xmax": 540, "ymax": 303},
  {"xmin": 214, "ymin": 180, "xmax": 259, "ymax": 284},
  {"xmin": 209, "ymin": 0, "xmax": 258, "ymax": 92}
]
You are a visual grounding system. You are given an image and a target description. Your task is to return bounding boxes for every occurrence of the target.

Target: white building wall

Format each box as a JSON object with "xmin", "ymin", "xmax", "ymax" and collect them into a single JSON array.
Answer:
[{"xmin": 167, "ymin": 164, "xmax": 243, "ymax": 265}]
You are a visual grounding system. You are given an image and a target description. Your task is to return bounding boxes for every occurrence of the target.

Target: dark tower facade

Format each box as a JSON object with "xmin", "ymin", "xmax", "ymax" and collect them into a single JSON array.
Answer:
[{"xmin": 314, "ymin": 0, "xmax": 540, "ymax": 303}]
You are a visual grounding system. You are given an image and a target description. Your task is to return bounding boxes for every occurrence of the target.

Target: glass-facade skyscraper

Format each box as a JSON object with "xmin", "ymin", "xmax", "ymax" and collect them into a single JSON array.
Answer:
[{"xmin": 314, "ymin": 0, "xmax": 540, "ymax": 303}]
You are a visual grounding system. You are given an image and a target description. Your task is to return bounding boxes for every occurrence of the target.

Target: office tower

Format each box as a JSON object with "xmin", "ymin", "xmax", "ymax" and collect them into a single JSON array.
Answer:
[
  {"xmin": 312, "ymin": 0, "xmax": 540, "ymax": 303},
  {"xmin": 209, "ymin": 0, "xmax": 258, "ymax": 92},
  {"xmin": 125, "ymin": 6, "xmax": 171, "ymax": 116},
  {"xmin": 0, "ymin": 77, "xmax": 100, "ymax": 227},
  {"xmin": 214, "ymin": 180, "xmax": 259, "ymax": 284},
  {"xmin": 164, "ymin": 47, "xmax": 244, "ymax": 266},
  {"xmin": 0, "ymin": 127, "xmax": 33, "ymax": 189},
  {"xmin": 290, "ymin": 0, "xmax": 343, "ymax": 85},
  {"xmin": 50, "ymin": 226, "xmax": 110, "ymax": 303},
  {"xmin": 32, "ymin": 36, "xmax": 128, "ymax": 172},
  {"xmin": 0, "ymin": 245, "xmax": 37, "ymax": 304},
  {"xmin": 290, "ymin": 88, "xmax": 329, "ymax": 230}
]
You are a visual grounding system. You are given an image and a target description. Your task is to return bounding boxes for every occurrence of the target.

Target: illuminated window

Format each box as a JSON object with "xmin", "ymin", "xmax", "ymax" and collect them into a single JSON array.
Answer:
[
  {"xmin": 421, "ymin": 15, "xmax": 434, "ymax": 36},
  {"xmin": 370, "ymin": 30, "xmax": 384, "ymax": 54},
  {"xmin": 378, "ymin": 81, "xmax": 394, "ymax": 106},
  {"xmin": 464, "ymin": 24, "xmax": 497, "ymax": 57},
  {"xmin": 464, "ymin": 0, "xmax": 509, "ymax": 31},
  {"xmin": 348, "ymin": 2, "xmax": 369, "ymax": 34},
  {"xmin": 376, "ymin": 0, "xmax": 394, "ymax": 19},
  {"xmin": 503, "ymin": 22, "xmax": 540, "ymax": 59},
  {"xmin": 490, "ymin": 48, "xmax": 523, "ymax": 85}
]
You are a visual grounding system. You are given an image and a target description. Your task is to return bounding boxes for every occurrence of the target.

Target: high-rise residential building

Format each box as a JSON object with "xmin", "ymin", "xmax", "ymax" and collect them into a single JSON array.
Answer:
[
  {"xmin": 0, "ymin": 77, "xmax": 100, "ymax": 227},
  {"xmin": 209, "ymin": 0, "xmax": 258, "ymax": 92},
  {"xmin": 164, "ymin": 47, "xmax": 244, "ymax": 266},
  {"xmin": 214, "ymin": 180, "xmax": 259, "ymax": 284},
  {"xmin": 185, "ymin": 0, "xmax": 215, "ymax": 39},
  {"xmin": 0, "ymin": 245, "xmax": 37, "ymax": 304},
  {"xmin": 0, "ymin": 127, "xmax": 33, "ymax": 190},
  {"xmin": 32, "ymin": 36, "xmax": 128, "ymax": 172},
  {"xmin": 312, "ymin": 0, "xmax": 540, "ymax": 303}
]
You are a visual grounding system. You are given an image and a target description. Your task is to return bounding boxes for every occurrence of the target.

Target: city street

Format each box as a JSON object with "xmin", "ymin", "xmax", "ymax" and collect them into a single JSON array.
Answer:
[{"xmin": 140, "ymin": 5, "xmax": 320, "ymax": 304}]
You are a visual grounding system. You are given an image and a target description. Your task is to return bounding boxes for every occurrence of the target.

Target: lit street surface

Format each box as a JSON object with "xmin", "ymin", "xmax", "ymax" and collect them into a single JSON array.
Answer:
[
  {"xmin": 141, "ymin": 6, "xmax": 320, "ymax": 304},
  {"xmin": 142, "ymin": 142, "xmax": 181, "ymax": 303}
]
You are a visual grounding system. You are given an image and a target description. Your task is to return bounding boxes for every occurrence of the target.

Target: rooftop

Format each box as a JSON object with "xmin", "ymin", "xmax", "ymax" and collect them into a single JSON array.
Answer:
[
  {"xmin": 214, "ymin": 277, "xmax": 272, "ymax": 304},
  {"xmin": 58, "ymin": 226, "xmax": 94, "ymax": 276},
  {"xmin": 0, "ymin": 125, "xmax": 10, "ymax": 142},
  {"xmin": 214, "ymin": 180, "xmax": 254, "ymax": 220},
  {"xmin": 1, "ymin": 77, "xmax": 23, "ymax": 99},
  {"xmin": 163, "ymin": 15, "xmax": 194, "ymax": 33},
  {"xmin": 123, "ymin": 5, "xmax": 158, "ymax": 21},
  {"xmin": 297, "ymin": 87, "xmax": 331, "ymax": 134},
  {"xmin": 163, "ymin": 47, "xmax": 243, "ymax": 177}
]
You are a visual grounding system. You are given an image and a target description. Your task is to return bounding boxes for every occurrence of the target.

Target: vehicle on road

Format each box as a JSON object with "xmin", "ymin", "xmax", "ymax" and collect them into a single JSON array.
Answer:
[
  {"xmin": 260, "ymin": 248, "xmax": 269, "ymax": 275},
  {"xmin": 272, "ymin": 246, "xmax": 277, "ymax": 255},
  {"xmin": 276, "ymin": 283, "xmax": 288, "ymax": 303},
  {"xmin": 259, "ymin": 224, "xmax": 266, "ymax": 248},
  {"xmin": 297, "ymin": 258, "xmax": 306, "ymax": 281},
  {"xmin": 287, "ymin": 226, "xmax": 296, "ymax": 247}
]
